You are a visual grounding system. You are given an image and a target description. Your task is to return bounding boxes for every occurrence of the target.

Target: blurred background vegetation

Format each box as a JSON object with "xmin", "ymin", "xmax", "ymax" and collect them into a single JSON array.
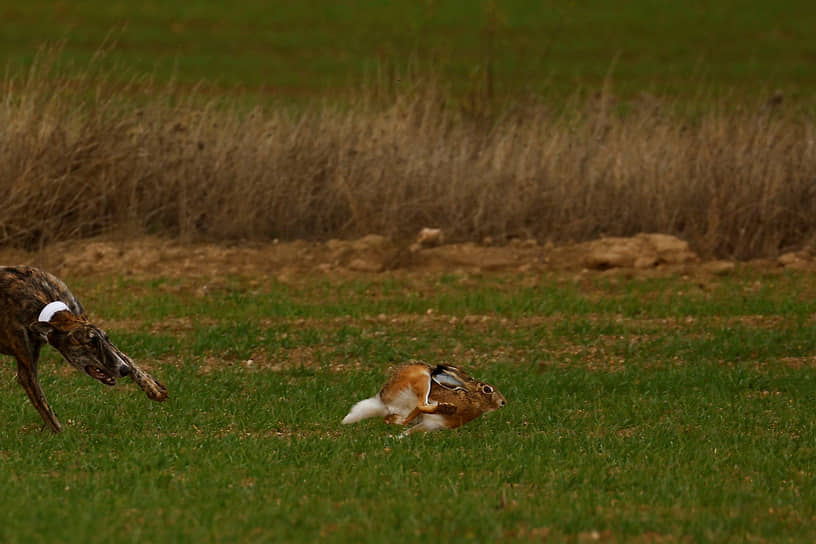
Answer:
[
  {"xmin": 2, "ymin": 1, "xmax": 815, "ymax": 257},
  {"xmin": 2, "ymin": 0, "xmax": 815, "ymax": 105}
]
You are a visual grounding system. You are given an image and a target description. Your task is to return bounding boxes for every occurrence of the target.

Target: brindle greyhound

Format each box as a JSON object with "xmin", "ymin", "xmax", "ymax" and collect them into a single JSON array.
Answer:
[{"xmin": 0, "ymin": 266, "xmax": 167, "ymax": 432}]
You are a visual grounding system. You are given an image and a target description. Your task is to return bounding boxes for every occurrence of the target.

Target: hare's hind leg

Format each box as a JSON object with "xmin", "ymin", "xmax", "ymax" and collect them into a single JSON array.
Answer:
[
  {"xmin": 387, "ymin": 374, "xmax": 435, "ymax": 425},
  {"xmin": 394, "ymin": 406, "xmax": 421, "ymax": 426},
  {"xmin": 402, "ymin": 414, "xmax": 449, "ymax": 436}
]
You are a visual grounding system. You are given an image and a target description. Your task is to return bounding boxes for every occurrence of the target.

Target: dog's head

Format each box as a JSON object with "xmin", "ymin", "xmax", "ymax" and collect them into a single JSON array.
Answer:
[{"xmin": 30, "ymin": 306, "xmax": 132, "ymax": 386}]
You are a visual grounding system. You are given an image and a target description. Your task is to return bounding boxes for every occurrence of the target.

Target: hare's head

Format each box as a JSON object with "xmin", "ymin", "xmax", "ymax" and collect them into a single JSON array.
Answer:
[
  {"xmin": 431, "ymin": 364, "xmax": 507, "ymax": 412},
  {"xmin": 475, "ymin": 380, "xmax": 507, "ymax": 411}
]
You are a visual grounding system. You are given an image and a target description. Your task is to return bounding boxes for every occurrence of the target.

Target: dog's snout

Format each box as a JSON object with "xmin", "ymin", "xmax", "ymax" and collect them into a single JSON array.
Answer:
[{"xmin": 107, "ymin": 348, "xmax": 132, "ymax": 377}]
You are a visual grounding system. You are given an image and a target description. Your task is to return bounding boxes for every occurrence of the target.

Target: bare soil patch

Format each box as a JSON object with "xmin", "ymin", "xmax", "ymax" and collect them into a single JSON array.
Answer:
[{"xmin": 1, "ymin": 233, "xmax": 808, "ymax": 281}]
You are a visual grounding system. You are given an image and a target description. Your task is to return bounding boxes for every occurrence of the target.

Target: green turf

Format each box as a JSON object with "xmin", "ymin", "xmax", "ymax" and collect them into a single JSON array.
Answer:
[
  {"xmin": 1, "ymin": 270, "xmax": 816, "ymax": 541},
  {"xmin": 1, "ymin": 0, "xmax": 815, "ymax": 102}
]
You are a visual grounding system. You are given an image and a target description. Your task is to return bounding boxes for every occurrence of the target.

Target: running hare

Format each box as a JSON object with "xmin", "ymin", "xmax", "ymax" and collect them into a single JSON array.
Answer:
[{"xmin": 342, "ymin": 363, "xmax": 506, "ymax": 435}]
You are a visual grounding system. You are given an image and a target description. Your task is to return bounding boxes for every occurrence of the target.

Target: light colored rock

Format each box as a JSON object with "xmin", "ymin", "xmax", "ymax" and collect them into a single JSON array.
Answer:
[
  {"xmin": 703, "ymin": 260, "xmax": 735, "ymax": 275},
  {"xmin": 351, "ymin": 234, "xmax": 391, "ymax": 252},
  {"xmin": 636, "ymin": 233, "xmax": 698, "ymax": 265},
  {"xmin": 778, "ymin": 252, "xmax": 802, "ymax": 266},
  {"xmin": 581, "ymin": 234, "xmax": 698, "ymax": 270},
  {"xmin": 410, "ymin": 227, "xmax": 444, "ymax": 252},
  {"xmin": 347, "ymin": 258, "xmax": 384, "ymax": 273}
]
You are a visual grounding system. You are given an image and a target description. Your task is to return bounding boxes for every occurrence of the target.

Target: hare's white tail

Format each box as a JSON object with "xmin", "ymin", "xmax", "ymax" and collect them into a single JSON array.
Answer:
[{"xmin": 342, "ymin": 396, "xmax": 388, "ymax": 424}]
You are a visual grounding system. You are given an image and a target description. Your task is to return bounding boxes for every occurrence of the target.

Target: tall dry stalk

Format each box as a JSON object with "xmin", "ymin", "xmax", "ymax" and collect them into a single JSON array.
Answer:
[{"xmin": 1, "ymin": 54, "xmax": 815, "ymax": 259}]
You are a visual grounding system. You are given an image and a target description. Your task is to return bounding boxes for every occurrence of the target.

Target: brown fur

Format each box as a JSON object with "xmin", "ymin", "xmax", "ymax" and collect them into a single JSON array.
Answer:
[
  {"xmin": 379, "ymin": 363, "xmax": 457, "ymax": 422},
  {"xmin": 0, "ymin": 266, "xmax": 167, "ymax": 432},
  {"xmin": 426, "ymin": 381, "xmax": 496, "ymax": 428},
  {"xmin": 344, "ymin": 362, "xmax": 506, "ymax": 435}
]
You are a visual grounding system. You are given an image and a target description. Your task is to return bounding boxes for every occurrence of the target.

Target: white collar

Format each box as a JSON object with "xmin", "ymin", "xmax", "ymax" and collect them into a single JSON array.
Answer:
[{"xmin": 38, "ymin": 301, "xmax": 71, "ymax": 322}]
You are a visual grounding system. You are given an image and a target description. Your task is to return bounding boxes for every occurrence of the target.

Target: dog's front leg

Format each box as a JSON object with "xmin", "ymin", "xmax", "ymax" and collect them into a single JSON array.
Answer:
[{"xmin": 16, "ymin": 357, "xmax": 62, "ymax": 433}]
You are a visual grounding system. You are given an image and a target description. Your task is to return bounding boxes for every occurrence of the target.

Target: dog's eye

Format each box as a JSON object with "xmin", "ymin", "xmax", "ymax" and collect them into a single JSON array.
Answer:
[{"xmin": 482, "ymin": 385, "xmax": 493, "ymax": 394}]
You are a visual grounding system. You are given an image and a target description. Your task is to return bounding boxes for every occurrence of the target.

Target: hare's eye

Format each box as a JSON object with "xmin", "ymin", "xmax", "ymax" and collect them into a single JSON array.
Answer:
[{"xmin": 482, "ymin": 385, "xmax": 493, "ymax": 394}]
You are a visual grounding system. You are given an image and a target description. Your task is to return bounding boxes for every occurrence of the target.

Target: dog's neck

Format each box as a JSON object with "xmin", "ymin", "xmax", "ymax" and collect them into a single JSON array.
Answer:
[{"xmin": 38, "ymin": 301, "xmax": 71, "ymax": 322}]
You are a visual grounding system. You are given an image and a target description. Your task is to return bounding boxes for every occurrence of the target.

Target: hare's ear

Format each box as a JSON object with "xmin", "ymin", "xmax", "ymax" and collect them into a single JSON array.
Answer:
[
  {"xmin": 29, "ymin": 321, "xmax": 56, "ymax": 340},
  {"xmin": 431, "ymin": 365, "xmax": 468, "ymax": 390}
]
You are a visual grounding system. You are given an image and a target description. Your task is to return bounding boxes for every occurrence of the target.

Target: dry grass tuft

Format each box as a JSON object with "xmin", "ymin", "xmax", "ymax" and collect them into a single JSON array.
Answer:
[{"xmin": 2, "ymin": 53, "xmax": 815, "ymax": 259}]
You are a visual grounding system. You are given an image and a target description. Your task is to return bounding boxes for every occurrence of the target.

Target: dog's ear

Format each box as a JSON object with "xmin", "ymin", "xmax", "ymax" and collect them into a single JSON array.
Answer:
[{"xmin": 29, "ymin": 321, "xmax": 56, "ymax": 340}]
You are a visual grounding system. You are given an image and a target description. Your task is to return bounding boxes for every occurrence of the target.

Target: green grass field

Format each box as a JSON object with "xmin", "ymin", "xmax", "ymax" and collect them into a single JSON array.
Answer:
[
  {"xmin": 2, "ymin": 0, "xmax": 815, "ymax": 102},
  {"xmin": 2, "ymin": 2, "xmax": 816, "ymax": 541},
  {"xmin": 1, "ymin": 269, "xmax": 816, "ymax": 542}
]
